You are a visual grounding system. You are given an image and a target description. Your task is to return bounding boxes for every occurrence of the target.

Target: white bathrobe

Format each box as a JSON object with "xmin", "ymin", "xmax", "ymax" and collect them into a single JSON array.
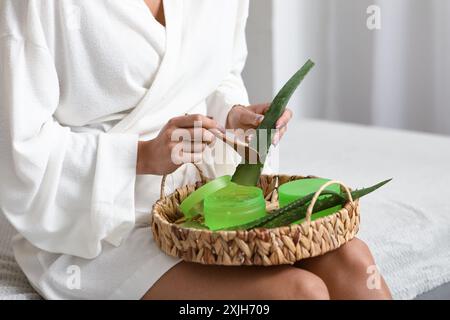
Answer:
[{"xmin": 0, "ymin": 0, "xmax": 249, "ymax": 299}]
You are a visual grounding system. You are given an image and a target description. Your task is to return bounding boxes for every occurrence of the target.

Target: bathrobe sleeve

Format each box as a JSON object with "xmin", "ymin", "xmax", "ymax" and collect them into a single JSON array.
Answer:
[
  {"xmin": 0, "ymin": 36, "xmax": 138, "ymax": 259},
  {"xmin": 206, "ymin": 0, "xmax": 250, "ymax": 127}
]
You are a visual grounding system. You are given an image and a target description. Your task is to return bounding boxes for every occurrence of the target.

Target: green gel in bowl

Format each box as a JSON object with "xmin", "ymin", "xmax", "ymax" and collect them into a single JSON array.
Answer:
[
  {"xmin": 179, "ymin": 175, "xmax": 232, "ymax": 218},
  {"xmin": 204, "ymin": 183, "xmax": 267, "ymax": 231},
  {"xmin": 278, "ymin": 178, "xmax": 342, "ymax": 223}
]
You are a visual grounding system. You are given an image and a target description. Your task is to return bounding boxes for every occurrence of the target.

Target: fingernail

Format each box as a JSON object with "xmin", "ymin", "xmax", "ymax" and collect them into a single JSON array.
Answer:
[
  {"xmin": 255, "ymin": 115, "xmax": 264, "ymax": 125},
  {"xmin": 273, "ymin": 134, "xmax": 280, "ymax": 146},
  {"xmin": 217, "ymin": 124, "xmax": 226, "ymax": 133},
  {"xmin": 276, "ymin": 122, "xmax": 283, "ymax": 129}
]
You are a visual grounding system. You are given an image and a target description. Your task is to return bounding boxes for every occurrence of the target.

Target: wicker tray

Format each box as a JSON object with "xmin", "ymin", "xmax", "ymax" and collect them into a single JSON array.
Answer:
[{"xmin": 151, "ymin": 173, "xmax": 360, "ymax": 266}]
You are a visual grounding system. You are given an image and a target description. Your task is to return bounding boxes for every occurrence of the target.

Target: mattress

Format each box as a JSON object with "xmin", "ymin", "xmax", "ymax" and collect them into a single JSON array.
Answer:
[{"xmin": 1, "ymin": 119, "xmax": 449, "ymax": 300}]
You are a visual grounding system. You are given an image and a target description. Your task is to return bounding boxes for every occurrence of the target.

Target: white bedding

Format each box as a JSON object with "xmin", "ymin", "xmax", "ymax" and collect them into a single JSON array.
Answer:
[
  {"xmin": 0, "ymin": 213, "xmax": 40, "ymax": 300},
  {"xmin": 1, "ymin": 119, "xmax": 449, "ymax": 300}
]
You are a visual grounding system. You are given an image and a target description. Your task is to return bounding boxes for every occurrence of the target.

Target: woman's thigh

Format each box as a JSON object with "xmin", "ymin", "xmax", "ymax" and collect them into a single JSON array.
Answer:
[
  {"xmin": 143, "ymin": 262, "xmax": 329, "ymax": 300},
  {"xmin": 296, "ymin": 238, "xmax": 391, "ymax": 299}
]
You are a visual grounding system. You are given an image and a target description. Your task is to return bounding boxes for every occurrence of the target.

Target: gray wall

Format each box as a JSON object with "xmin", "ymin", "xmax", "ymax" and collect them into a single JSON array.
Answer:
[
  {"xmin": 242, "ymin": 0, "xmax": 273, "ymax": 104},
  {"xmin": 242, "ymin": 0, "xmax": 450, "ymax": 135}
]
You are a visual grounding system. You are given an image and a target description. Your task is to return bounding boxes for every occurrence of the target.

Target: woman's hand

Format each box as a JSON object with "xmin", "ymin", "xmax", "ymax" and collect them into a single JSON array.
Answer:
[
  {"xmin": 225, "ymin": 104, "xmax": 293, "ymax": 145},
  {"xmin": 137, "ymin": 114, "xmax": 222, "ymax": 175}
]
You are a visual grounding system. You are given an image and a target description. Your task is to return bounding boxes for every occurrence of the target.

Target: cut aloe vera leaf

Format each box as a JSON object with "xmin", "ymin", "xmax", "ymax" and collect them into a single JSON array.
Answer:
[
  {"xmin": 261, "ymin": 178, "xmax": 392, "ymax": 228},
  {"xmin": 231, "ymin": 59, "xmax": 315, "ymax": 186},
  {"xmin": 255, "ymin": 59, "xmax": 315, "ymax": 160}
]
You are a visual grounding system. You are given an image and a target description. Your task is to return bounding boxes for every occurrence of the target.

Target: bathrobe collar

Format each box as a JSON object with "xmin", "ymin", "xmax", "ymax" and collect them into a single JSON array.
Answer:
[{"xmin": 109, "ymin": 0, "xmax": 182, "ymax": 134}]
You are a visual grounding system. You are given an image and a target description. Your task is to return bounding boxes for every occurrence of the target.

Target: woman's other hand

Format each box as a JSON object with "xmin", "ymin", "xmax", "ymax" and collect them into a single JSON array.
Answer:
[
  {"xmin": 137, "ymin": 114, "xmax": 223, "ymax": 175},
  {"xmin": 225, "ymin": 103, "xmax": 293, "ymax": 145}
]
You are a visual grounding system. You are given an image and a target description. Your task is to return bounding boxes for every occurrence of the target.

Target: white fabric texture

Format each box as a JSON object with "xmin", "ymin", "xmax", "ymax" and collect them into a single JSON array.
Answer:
[
  {"xmin": 0, "ymin": 0, "xmax": 249, "ymax": 299},
  {"xmin": 278, "ymin": 119, "xmax": 450, "ymax": 300},
  {"xmin": 0, "ymin": 213, "xmax": 40, "ymax": 300},
  {"xmin": 270, "ymin": 0, "xmax": 450, "ymax": 136}
]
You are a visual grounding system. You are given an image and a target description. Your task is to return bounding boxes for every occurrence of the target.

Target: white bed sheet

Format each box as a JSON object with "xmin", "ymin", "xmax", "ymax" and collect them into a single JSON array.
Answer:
[
  {"xmin": 0, "ymin": 213, "xmax": 40, "ymax": 300},
  {"xmin": 1, "ymin": 119, "xmax": 449, "ymax": 300}
]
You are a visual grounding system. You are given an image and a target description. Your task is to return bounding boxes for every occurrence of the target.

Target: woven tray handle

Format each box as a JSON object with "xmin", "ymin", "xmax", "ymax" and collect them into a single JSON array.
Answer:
[
  {"xmin": 305, "ymin": 180, "xmax": 354, "ymax": 222},
  {"xmin": 160, "ymin": 164, "xmax": 208, "ymax": 199}
]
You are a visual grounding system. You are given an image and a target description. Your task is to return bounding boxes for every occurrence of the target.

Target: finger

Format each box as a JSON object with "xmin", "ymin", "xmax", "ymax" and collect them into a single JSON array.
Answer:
[
  {"xmin": 272, "ymin": 131, "xmax": 280, "ymax": 146},
  {"xmin": 238, "ymin": 107, "xmax": 265, "ymax": 127},
  {"xmin": 171, "ymin": 146, "xmax": 205, "ymax": 165},
  {"xmin": 170, "ymin": 114, "xmax": 225, "ymax": 132},
  {"xmin": 275, "ymin": 108, "xmax": 293, "ymax": 129},
  {"xmin": 275, "ymin": 126, "xmax": 287, "ymax": 139},
  {"xmin": 179, "ymin": 152, "xmax": 204, "ymax": 164},
  {"xmin": 247, "ymin": 103, "xmax": 270, "ymax": 115},
  {"xmin": 179, "ymin": 141, "xmax": 207, "ymax": 153},
  {"xmin": 245, "ymin": 132, "xmax": 255, "ymax": 143},
  {"xmin": 171, "ymin": 127, "xmax": 216, "ymax": 144},
  {"xmin": 272, "ymin": 126, "xmax": 287, "ymax": 146},
  {"xmin": 279, "ymin": 126, "xmax": 287, "ymax": 137}
]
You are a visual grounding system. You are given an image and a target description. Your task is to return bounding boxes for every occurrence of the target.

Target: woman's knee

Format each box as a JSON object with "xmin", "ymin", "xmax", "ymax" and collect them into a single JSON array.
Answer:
[
  {"xmin": 268, "ymin": 267, "xmax": 329, "ymax": 300},
  {"xmin": 334, "ymin": 238, "xmax": 375, "ymax": 273}
]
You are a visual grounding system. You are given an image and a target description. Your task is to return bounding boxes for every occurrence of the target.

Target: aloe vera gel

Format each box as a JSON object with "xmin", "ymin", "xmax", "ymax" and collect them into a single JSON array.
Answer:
[{"xmin": 204, "ymin": 183, "xmax": 266, "ymax": 231}]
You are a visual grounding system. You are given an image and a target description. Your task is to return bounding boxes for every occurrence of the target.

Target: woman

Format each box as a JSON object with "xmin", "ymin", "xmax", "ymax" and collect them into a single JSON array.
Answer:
[{"xmin": 0, "ymin": 0, "xmax": 391, "ymax": 299}]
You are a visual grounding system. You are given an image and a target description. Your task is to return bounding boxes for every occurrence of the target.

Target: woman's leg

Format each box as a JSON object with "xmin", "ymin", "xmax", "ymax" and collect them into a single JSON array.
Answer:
[
  {"xmin": 296, "ymin": 238, "xmax": 392, "ymax": 300},
  {"xmin": 143, "ymin": 263, "xmax": 329, "ymax": 300}
]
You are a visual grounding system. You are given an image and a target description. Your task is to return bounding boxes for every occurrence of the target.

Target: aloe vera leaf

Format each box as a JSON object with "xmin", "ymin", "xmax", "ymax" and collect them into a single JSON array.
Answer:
[
  {"xmin": 261, "ymin": 178, "xmax": 392, "ymax": 228},
  {"xmin": 256, "ymin": 59, "xmax": 315, "ymax": 156},
  {"xmin": 229, "ymin": 163, "xmax": 264, "ymax": 187},
  {"xmin": 220, "ymin": 190, "xmax": 341, "ymax": 231},
  {"xmin": 261, "ymin": 193, "xmax": 344, "ymax": 228},
  {"xmin": 225, "ymin": 179, "xmax": 392, "ymax": 230},
  {"xmin": 347, "ymin": 178, "xmax": 392, "ymax": 200},
  {"xmin": 231, "ymin": 59, "xmax": 315, "ymax": 186}
]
